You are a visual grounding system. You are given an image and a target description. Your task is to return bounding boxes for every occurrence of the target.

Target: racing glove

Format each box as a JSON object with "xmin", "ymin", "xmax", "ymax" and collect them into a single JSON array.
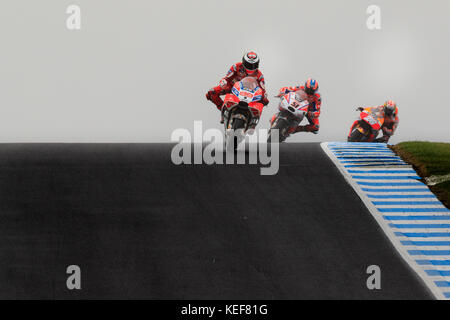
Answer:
[{"xmin": 219, "ymin": 79, "xmax": 227, "ymax": 89}]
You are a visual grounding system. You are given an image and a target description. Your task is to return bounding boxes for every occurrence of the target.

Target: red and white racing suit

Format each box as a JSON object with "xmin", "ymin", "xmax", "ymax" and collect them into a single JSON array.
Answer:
[
  {"xmin": 276, "ymin": 85, "xmax": 322, "ymax": 133},
  {"xmin": 206, "ymin": 62, "xmax": 269, "ymax": 110}
]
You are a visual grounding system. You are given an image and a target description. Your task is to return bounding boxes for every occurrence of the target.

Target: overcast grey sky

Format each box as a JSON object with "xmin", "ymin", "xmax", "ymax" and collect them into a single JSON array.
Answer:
[{"xmin": 0, "ymin": 0, "xmax": 449, "ymax": 142}]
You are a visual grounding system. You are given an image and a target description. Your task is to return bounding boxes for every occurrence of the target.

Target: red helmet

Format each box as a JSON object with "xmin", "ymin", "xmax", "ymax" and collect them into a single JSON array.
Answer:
[
  {"xmin": 383, "ymin": 100, "xmax": 398, "ymax": 116},
  {"xmin": 304, "ymin": 78, "xmax": 319, "ymax": 95},
  {"xmin": 242, "ymin": 51, "xmax": 260, "ymax": 75}
]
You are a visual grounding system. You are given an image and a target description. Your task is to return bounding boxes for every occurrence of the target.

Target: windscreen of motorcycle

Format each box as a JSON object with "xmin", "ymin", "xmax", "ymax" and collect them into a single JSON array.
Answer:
[
  {"xmin": 279, "ymin": 92, "xmax": 309, "ymax": 120},
  {"xmin": 232, "ymin": 77, "xmax": 262, "ymax": 103},
  {"xmin": 240, "ymin": 77, "xmax": 259, "ymax": 92},
  {"xmin": 363, "ymin": 108, "xmax": 384, "ymax": 128}
]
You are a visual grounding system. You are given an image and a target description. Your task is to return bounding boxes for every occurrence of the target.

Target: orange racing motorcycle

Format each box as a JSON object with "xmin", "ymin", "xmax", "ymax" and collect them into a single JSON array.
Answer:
[{"xmin": 347, "ymin": 107, "xmax": 385, "ymax": 142}]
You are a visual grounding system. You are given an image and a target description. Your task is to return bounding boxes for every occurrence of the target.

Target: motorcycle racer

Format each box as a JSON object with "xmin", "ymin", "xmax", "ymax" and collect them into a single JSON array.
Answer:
[
  {"xmin": 352, "ymin": 100, "xmax": 399, "ymax": 142},
  {"xmin": 273, "ymin": 78, "xmax": 322, "ymax": 134},
  {"xmin": 206, "ymin": 51, "xmax": 269, "ymax": 123}
]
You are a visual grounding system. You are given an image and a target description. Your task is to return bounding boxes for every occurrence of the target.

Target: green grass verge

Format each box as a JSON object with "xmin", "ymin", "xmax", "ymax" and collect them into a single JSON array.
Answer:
[{"xmin": 392, "ymin": 141, "xmax": 450, "ymax": 208}]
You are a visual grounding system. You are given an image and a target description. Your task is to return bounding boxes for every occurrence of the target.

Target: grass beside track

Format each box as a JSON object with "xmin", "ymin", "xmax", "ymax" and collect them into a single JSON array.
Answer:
[{"xmin": 392, "ymin": 141, "xmax": 450, "ymax": 208}]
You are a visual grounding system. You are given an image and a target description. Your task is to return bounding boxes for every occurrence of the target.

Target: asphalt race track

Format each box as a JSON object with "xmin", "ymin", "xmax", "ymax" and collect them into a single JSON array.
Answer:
[{"xmin": 0, "ymin": 143, "xmax": 432, "ymax": 299}]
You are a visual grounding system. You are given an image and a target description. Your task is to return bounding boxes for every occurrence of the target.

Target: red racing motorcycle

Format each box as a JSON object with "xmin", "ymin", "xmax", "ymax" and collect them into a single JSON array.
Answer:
[{"xmin": 221, "ymin": 77, "xmax": 265, "ymax": 150}]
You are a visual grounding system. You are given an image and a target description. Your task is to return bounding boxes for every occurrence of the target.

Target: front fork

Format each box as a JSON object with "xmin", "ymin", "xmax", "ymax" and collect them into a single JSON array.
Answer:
[
  {"xmin": 270, "ymin": 113, "xmax": 294, "ymax": 134},
  {"xmin": 223, "ymin": 108, "xmax": 252, "ymax": 131}
]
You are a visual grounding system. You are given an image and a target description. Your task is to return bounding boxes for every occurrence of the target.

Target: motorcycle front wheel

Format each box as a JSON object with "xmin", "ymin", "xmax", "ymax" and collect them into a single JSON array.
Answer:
[
  {"xmin": 225, "ymin": 118, "xmax": 246, "ymax": 151},
  {"xmin": 348, "ymin": 127, "xmax": 368, "ymax": 142},
  {"xmin": 268, "ymin": 118, "xmax": 288, "ymax": 143}
]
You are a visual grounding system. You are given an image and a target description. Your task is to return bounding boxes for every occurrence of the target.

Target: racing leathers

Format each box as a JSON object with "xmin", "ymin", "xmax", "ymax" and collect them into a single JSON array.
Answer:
[{"xmin": 206, "ymin": 62, "xmax": 269, "ymax": 110}]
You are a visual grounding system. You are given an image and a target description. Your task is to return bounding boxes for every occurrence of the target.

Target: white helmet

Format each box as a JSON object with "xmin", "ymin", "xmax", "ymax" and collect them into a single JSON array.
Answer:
[{"xmin": 242, "ymin": 51, "xmax": 260, "ymax": 74}]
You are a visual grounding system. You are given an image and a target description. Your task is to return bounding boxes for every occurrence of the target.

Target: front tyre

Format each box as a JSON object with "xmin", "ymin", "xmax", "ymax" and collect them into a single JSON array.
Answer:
[
  {"xmin": 226, "ymin": 118, "xmax": 246, "ymax": 151},
  {"xmin": 268, "ymin": 118, "xmax": 288, "ymax": 143},
  {"xmin": 348, "ymin": 126, "xmax": 368, "ymax": 142}
]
